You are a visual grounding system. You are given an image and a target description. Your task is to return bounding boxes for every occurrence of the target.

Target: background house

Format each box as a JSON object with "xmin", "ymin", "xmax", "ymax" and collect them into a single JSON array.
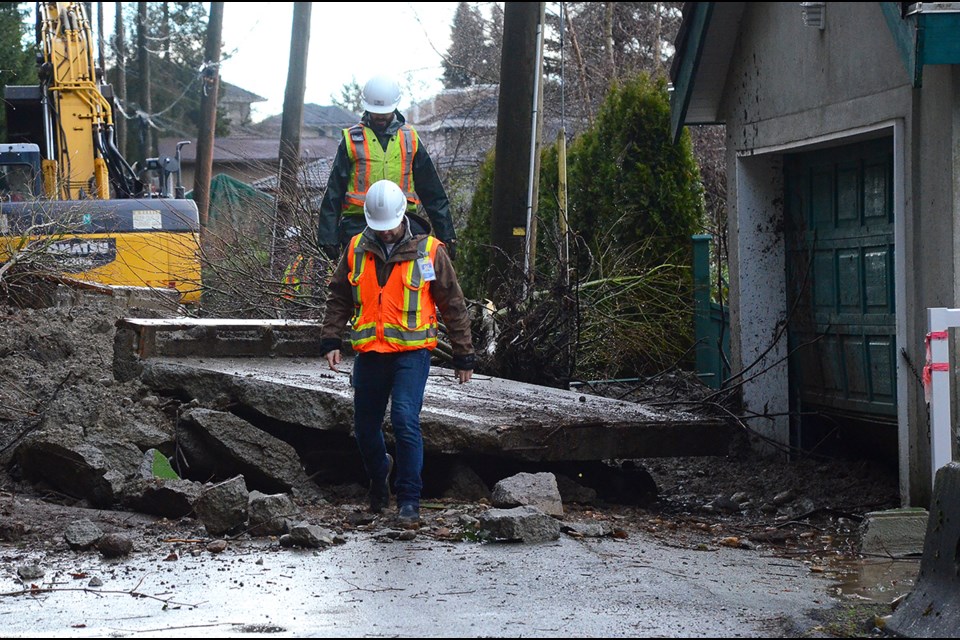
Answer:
[
  {"xmin": 251, "ymin": 157, "xmax": 332, "ymax": 212},
  {"xmin": 408, "ymin": 84, "xmax": 499, "ymax": 174},
  {"xmin": 159, "ymin": 96, "xmax": 354, "ymax": 191},
  {"xmin": 218, "ymin": 83, "xmax": 268, "ymax": 129},
  {"xmin": 158, "ymin": 134, "xmax": 339, "ymax": 189},
  {"xmin": 253, "ymin": 104, "xmax": 358, "ymax": 138},
  {"xmin": 670, "ymin": 2, "xmax": 960, "ymax": 507}
]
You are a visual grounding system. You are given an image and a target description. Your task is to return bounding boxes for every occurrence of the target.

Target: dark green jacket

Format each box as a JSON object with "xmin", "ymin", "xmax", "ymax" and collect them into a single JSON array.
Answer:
[{"xmin": 317, "ymin": 111, "xmax": 455, "ymax": 250}]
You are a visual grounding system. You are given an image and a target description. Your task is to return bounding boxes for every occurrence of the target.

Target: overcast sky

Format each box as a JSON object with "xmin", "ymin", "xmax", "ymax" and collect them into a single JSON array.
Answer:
[
  {"xmin": 218, "ymin": 2, "xmax": 459, "ymax": 121},
  {"xmin": 80, "ymin": 2, "xmax": 460, "ymax": 123}
]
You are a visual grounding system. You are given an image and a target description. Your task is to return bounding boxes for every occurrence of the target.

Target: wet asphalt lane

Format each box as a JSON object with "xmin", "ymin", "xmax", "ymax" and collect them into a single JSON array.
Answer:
[{"xmin": 1, "ymin": 528, "xmax": 835, "ymax": 638}]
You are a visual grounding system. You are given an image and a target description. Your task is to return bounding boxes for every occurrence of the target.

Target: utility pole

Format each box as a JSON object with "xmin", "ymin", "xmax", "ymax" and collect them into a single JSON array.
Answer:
[
  {"xmin": 278, "ymin": 2, "xmax": 311, "ymax": 228},
  {"xmin": 489, "ymin": 2, "xmax": 545, "ymax": 305},
  {"xmin": 193, "ymin": 2, "xmax": 224, "ymax": 229}
]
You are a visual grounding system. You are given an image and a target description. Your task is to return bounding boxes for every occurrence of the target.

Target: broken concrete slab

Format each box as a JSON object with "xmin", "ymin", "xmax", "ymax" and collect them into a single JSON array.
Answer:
[
  {"xmin": 194, "ymin": 475, "xmax": 249, "ymax": 536},
  {"xmin": 279, "ymin": 523, "xmax": 342, "ymax": 548},
  {"xmin": 491, "ymin": 471, "xmax": 564, "ymax": 516},
  {"xmin": 113, "ymin": 318, "xmax": 324, "ymax": 382},
  {"xmin": 63, "ymin": 519, "xmax": 102, "ymax": 551},
  {"xmin": 15, "ymin": 434, "xmax": 137, "ymax": 508},
  {"xmin": 248, "ymin": 490, "xmax": 301, "ymax": 536},
  {"xmin": 137, "ymin": 355, "xmax": 733, "ymax": 465},
  {"xmin": 179, "ymin": 407, "xmax": 322, "ymax": 501},
  {"xmin": 115, "ymin": 317, "xmax": 733, "ymax": 466},
  {"xmin": 121, "ymin": 477, "xmax": 203, "ymax": 519}
]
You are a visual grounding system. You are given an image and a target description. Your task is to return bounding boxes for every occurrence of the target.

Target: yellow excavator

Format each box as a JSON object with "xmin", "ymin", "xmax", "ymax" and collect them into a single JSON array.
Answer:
[{"xmin": 0, "ymin": 2, "xmax": 201, "ymax": 303}]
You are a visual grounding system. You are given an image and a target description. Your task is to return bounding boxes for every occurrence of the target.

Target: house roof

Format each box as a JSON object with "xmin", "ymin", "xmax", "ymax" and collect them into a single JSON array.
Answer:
[
  {"xmin": 669, "ymin": 2, "xmax": 960, "ymax": 142},
  {"xmin": 158, "ymin": 136, "xmax": 340, "ymax": 165},
  {"xmin": 408, "ymin": 85, "xmax": 499, "ymax": 131},
  {"xmin": 668, "ymin": 2, "xmax": 745, "ymax": 142},
  {"xmin": 251, "ymin": 104, "xmax": 358, "ymax": 135},
  {"xmin": 251, "ymin": 157, "xmax": 331, "ymax": 191},
  {"xmin": 219, "ymin": 82, "xmax": 267, "ymax": 105}
]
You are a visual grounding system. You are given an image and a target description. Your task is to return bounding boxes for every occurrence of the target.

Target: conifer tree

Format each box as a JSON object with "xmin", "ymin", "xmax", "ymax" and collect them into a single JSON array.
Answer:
[
  {"xmin": 0, "ymin": 2, "xmax": 38, "ymax": 141},
  {"xmin": 443, "ymin": 2, "xmax": 497, "ymax": 88}
]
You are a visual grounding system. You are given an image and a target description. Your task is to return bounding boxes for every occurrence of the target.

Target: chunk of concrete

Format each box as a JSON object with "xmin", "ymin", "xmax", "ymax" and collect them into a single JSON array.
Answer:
[
  {"xmin": 859, "ymin": 507, "xmax": 928, "ymax": 558},
  {"xmin": 491, "ymin": 472, "xmax": 563, "ymax": 516},
  {"xmin": 194, "ymin": 475, "xmax": 249, "ymax": 536},
  {"xmin": 478, "ymin": 505, "xmax": 561, "ymax": 543}
]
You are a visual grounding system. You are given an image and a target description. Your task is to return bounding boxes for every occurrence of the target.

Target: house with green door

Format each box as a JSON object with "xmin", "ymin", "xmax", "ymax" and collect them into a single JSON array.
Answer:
[{"xmin": 670, "ymin": 2, "xmax": 960, "ymax": 507}]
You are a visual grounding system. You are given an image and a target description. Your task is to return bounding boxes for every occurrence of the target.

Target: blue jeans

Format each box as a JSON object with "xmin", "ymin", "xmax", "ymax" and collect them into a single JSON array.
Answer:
[{"xmin": 352, "ymin": 349, "xmax": 431, "ymax": 507}]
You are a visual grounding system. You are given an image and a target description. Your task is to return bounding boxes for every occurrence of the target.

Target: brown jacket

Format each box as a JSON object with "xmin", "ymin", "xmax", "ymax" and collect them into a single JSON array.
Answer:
[{"xmin": 319, "ymin": 217, "xmax": 475, "ymax": 369}]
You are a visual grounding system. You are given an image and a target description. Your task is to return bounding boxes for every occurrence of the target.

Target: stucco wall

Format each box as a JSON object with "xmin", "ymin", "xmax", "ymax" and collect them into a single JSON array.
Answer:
[{"xmin": 715, "ymin": 2, "xmax": 958, "ymax": 506}]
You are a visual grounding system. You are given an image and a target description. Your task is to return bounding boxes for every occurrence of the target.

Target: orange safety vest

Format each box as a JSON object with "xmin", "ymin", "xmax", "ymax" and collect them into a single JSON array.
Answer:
[
  {"xmin": 282, "ymin": 254, "xmax": 310, "ymax": 300},
  {"xmin": 342, "ymin": 124, "xmax": 420, "ymax": 216},
  {"xmin": 346, "ymin": 234, "xmax": 440, "ymax": 352}
]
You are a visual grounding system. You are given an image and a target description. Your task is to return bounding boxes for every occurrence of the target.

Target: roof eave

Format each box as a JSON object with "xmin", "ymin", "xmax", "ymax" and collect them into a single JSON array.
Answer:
[{"xmin": 669, "ymin": 2, "xmax": 745, "ymax": 143}]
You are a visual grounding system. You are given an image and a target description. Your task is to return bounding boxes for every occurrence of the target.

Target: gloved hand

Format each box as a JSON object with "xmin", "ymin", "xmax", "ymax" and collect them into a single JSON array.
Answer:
[
  {"xmin": 321, "ymin": 244, "xmax": 340, "ymax": 262},
  {"xmin": 445, "ymin": 239, "xmax": 457, "ymax": 261}
]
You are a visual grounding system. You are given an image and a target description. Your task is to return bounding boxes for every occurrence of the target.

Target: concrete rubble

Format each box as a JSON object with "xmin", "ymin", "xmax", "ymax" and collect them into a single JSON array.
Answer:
[{"xmin": 10, "ymin": 316, "xmax": 733, "ymax": 522}]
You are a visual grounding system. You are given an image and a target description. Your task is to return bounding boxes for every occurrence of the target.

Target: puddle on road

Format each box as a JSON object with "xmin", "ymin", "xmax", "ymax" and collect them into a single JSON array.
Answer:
[{"xmin": 828, "ymin": 556, "xmax": 920, "ymax": 602}]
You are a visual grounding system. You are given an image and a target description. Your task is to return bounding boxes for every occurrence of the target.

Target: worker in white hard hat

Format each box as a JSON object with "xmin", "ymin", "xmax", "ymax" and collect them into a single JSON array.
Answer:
[
  {"xmin": 319, "ymin": 179, "xmax": 474, "ymax": 528},
  {"xmin": 317, "ymin": 74, "xmax": 458, "ymax": 263}
]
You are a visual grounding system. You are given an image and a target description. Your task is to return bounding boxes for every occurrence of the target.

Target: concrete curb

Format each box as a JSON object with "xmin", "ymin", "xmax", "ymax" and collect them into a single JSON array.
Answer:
[{"xmin": 886, "ymin": 461, "xmax": 960, "ymax": 637}]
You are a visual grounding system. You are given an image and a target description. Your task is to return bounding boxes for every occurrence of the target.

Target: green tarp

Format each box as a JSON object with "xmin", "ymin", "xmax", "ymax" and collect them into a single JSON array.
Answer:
[{"xmin": 187, "ymin": 173, "xmax": 275, "ymax": 232}]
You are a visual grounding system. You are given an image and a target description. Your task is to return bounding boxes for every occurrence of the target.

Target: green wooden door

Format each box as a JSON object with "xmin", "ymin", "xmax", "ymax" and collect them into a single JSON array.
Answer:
[{"xmin": 784, "ymin": 138, "xmax": 896, "ymax": 422}]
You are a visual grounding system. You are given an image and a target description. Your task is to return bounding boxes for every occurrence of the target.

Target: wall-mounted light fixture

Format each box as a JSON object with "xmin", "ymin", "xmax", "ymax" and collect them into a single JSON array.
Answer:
[{"xmin": 800, "ymin": 2, "xmax": 826, "ymax": 29}]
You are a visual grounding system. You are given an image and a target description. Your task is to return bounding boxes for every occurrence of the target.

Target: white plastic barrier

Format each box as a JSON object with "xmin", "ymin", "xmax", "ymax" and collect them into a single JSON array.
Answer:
[{"xmin": 925, "ymin": 308, "xmax": 960, "ymax": 488}]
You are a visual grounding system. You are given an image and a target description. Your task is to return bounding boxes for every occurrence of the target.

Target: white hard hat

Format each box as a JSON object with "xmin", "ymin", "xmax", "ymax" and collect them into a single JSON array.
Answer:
[
  {"xmin": 361, "ymin": 75, "xmax": 402, "ymax": 114},
  {"xmin": 364, "ymin": 180, "xmax": 407, "ymax": 231}
]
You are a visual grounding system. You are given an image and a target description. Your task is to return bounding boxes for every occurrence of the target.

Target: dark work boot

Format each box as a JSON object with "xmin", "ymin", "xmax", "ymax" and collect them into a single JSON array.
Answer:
[
  {"xmin": 398, "ymin": 503, "xmax": 420, "ymax": 527},
  {"xmin": 369, "ymin": 453, "xmax": 393, "ymax": 513}
]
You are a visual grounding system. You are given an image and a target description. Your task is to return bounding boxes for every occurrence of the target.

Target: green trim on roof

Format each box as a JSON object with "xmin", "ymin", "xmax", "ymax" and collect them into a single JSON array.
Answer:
[
  {"xmin": 880, "ymin": 2, "xmax": 921, "ymax": 87},
  {"xmin": 921, "ymin": 13, "xmax": 960, "ymax": 64},
  {"xmin": 670, "ymin": 2, "xmax": 714, "ymax": 143},
  {"xmin": 882, "ymin": 2, "xmax": 960, "ymax": 89}
]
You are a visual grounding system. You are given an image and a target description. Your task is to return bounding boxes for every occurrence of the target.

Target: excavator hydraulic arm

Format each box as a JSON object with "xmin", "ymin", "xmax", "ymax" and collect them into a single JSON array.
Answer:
[{"xmin": 39, "ymin": 2, "xmax": 117, "ymax": 200}]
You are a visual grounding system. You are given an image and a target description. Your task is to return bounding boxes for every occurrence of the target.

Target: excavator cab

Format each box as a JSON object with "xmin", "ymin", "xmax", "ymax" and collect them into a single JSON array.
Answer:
[{"xmin": 0, "ymin": 144, "xmax": 42, "ymax": 202}]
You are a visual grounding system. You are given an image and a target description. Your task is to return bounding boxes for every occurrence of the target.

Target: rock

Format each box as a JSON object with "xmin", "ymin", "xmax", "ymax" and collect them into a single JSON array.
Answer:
[
  {"xmin": 248, "ymin": 491, "xmax": 300, "ymax": 536},
  {"xmin": 64, "ymin": 518, "xmax": 103, "ymax": 550},
  {"xmin": 97, "ymin": 533, "xmax": 134, "ymax": 558},
  {"xmin": 17, "ymin": 564, "xmax": 44, "ymax": 580},
  {"xmin": 478, "ymin": 505, "xmax": 561, "ymax": 543},
  {"xmin": 206, "ymin": 539, "xmax": 228, "ymax": 554},
  {"xmin": 491, "ymin": 472, "xmax": 563, "ymax": 516},
  {"xmin": 194, "ymin": 475, "xmax": 249, "ymax": 536}
]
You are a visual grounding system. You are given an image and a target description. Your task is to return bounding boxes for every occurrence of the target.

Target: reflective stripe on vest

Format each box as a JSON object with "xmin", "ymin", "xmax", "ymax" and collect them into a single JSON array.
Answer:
[
  {"xmin": 346, "ymin": 235, "xmax": 440, "ymax": 352},
  {"xmin": 342, "ymin": 124, "xmax": 420, "ymax": 216},
  {"xmin": 282, "ymin": 254, "xmax": 304, "ymax": 299},
  {"xmin": 284, "ymin": 255, "xmax": 304, "ymax": 285}
]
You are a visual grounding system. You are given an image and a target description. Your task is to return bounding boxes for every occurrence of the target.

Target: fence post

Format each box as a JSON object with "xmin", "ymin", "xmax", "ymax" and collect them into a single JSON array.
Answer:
[
  {"xmin": 927, "ymin": 308, "xmax": 957, "ymax": 488},
  {"xmin": 692, "ymin": 234, "xmax": 716, "ymax": 387}
]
